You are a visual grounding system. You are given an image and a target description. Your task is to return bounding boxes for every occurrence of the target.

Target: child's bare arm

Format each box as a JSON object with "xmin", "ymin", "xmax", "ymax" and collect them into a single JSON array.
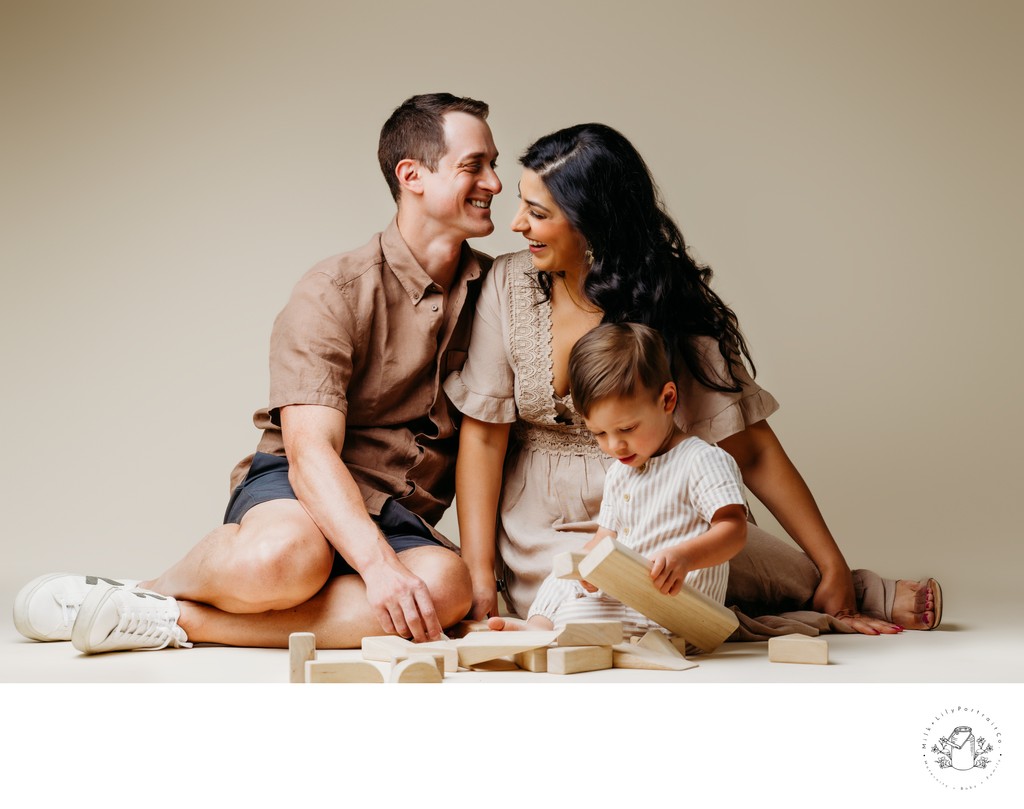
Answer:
[{"xmin": 649, "ymin": 504, "xmax": 748, "ymax": 596}]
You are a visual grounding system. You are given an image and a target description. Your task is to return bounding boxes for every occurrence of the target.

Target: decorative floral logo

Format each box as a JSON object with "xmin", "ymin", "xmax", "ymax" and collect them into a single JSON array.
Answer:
[{"xmin": 922, "ymin": 707, "xmax": 1003, "ymax": 789}]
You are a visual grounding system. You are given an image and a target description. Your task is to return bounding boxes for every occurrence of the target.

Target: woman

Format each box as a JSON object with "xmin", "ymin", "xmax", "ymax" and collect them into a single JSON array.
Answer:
[{"xmin": 444, "ymin": 123, "xmax": 940, "ymax": 637}]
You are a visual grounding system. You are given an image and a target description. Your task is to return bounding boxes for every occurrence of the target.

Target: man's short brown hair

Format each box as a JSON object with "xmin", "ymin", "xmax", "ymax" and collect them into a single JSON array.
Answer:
[
  {"xmin": 568, "ymin": 322, "xmax": 673, "ymax": 417},
  {"xmin": 378, "ymin": 93, "xmax": 490, "ymax": 202}
]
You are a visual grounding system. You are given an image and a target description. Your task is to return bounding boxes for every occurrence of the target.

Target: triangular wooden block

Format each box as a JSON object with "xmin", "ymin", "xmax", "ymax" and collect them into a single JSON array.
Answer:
[{"xmin": 611, "ymin": 643, "xmax": 698, "ymax": 672}]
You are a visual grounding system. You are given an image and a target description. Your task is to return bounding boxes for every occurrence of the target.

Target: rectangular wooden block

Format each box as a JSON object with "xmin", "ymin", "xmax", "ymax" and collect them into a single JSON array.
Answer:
[
  {"xmin": 289, "ymin": 632, "xmax": 317, "ymax": 684},
  {"xmin": 513, "ymin": 646, "xmax": 548, "ymax": 673},
  {"xmin": 547, "ymin": 645, "xmax": 613, "ymax": 675},
  {"xmin": 768, "ymin": 633, "xmax": 829, "ymax": 665},
  {"xmin": 578, "ymin": 537, "xmax": 739, "ymax": 653},
  {"xmin": 555, "ymin": 621, "xmax": 623, "ymax": 647},
  {"xmin": 454, "ymin": 630, "xmax": 558, "ymax": 667},
  {"xmin": 306, "ymin": 659, "xmax": 385, "ymax": 683},
  {"xmin": 636, "ymin": 629, "xmax": 685, "ymax": 659},
  {"xmin": 612, "ymin": 643, "xmax": 698, "ymax": 672},
  {"xmin": 552, "ymin": 551, "xmax": 587, "ymax": 581}
]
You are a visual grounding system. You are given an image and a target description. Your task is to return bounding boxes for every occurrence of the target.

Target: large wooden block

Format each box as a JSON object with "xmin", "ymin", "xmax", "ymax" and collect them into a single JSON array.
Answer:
[
  {"xmin": 289, "ymin": 632, "xmax": 317, "ymax": 684},
  {"xmin": 768, "ymin": 633, "xmax": 829, "ymax": 665},
  {"xmin": 577, "ymin": 537, "xmax": 739, "ymax": 652},
  {"xmin": 306, "ymin": 659, "xmax": 385, "ymax": 683},
  {"xmin": 552, "ymin": 551, "xmax": 587, "ymax": 581},
  {"xmin": 611, "ymin": 643, "xmax": 698, "ymax": 672},
  {"xmin": 454, "ymin": 630, "xmax": 558, "ymax": 667},
  {"xmin": 547, "ymin": 645, "xmax": 613, "ymax": 675},
  {"xmin": 390, "ymin": 656, "xmax": 443, "ymax": 683},
  {"xmin": 636, "ymin": 629, "xmax": 685, "ymax": 659},
  {"xmin": 555, "ymin": 621, "xmax": 623, "ymax": 647}
]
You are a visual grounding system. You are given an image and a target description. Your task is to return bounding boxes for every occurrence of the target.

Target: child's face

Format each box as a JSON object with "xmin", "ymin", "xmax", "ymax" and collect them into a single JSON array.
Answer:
[{"xmin": 583, "ymin": 383, "xmax": 680, "ymax": 469}]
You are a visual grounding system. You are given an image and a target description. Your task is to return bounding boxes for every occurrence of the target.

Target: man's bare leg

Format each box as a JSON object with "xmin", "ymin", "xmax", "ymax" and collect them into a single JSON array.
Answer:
[
  {"xmin": 140, "ymin": 500, "xmax": 334, "ymax": 613},
  {"xmin": 176, "ymin": 545, "xmax": 473, "ymax": 648}
]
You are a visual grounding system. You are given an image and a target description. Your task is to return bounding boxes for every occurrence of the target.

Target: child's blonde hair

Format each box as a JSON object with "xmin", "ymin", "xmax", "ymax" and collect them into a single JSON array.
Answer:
[{"xmin": 568, "ymin": 323, "xmax": 672, "ymax": 418}]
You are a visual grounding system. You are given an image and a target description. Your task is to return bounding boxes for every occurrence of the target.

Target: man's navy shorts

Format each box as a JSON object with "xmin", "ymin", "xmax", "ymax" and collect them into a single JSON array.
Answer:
[{"xmin": 223, "ymin": 451, "xmax": 444, "ymax": 577}]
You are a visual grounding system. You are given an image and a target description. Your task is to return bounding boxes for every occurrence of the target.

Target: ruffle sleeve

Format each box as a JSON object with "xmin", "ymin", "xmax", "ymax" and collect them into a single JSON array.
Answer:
[
  {"xmin": 675, "ymin": 336, "xmax": 780, "ymax": 445},
  {"xmin": 443, "ymin": 253, "xmax": 518, "ymax": 423}
]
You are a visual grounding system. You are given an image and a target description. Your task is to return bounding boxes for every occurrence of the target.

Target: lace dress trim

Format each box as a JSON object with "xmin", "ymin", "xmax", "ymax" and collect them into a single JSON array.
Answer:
[{"xmin": 504, "ymin": 251, "xmax": 605, "ymax": 459}]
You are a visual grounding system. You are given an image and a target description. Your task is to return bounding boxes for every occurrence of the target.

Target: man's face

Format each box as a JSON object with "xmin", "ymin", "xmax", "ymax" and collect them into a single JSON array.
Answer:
[{"xmin": 418, "ymin": 111, "xmax": 501, "ymax": 239}]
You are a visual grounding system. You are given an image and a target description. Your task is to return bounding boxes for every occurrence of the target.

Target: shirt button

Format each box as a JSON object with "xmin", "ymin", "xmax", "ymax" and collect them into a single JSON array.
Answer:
[
  {"xmin": 623, "ymin": 493, "xmax": 630, "ymax": 502},
  {"xmin": 623, "ymin": 527, "xmax": 630, "ymax": 536}
]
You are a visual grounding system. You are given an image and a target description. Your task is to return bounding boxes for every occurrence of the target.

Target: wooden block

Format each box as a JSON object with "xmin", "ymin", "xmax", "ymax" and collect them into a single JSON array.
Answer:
[
  {"xmin": 611, "ymin": 643, "xmax": 698, "ymax": 672},
  {"xmin": 578, "ymin": 537, "xmax": 739, "ymax": 652},
  {"xmin": 454, "ymin": 630, "xmax": 558, "ymax": 667},
  {"xmin": 445, "ymin": 620, "xmax": 491, "ymax": 638},
  {"xmin": 361, "ymin": 636, "xmax": 457, "ymax": 673},
  {"xmin": 513, "ymin": 647, "xmax": 548, "ymax": 673},
  {"xmin": 390, "ymin": 656, "xmax": 443, "ymax": 683},
  {"xmin": 636, "ymin": 629, "xmax": 685, "ymax": 659},
  {"xmin": 552, "ymin": 551, "xmax": 587, "ymax": 580},
  {"xmin": 412, "ymin": 640, "xmax": 459, "ymax": 673},
  {"xmin": 389, "ymin": 651, "xmax": 445, "ymax": 678},
  {"xmin": 469, "ymin": 657, "xmax": 521, "ymax": 672},
  {"xmin": 306, "ymin": 659, "xmax": 385, "ymax": 683},
  {"xmin": 555, "ymin": 621, "xmax": 623, "ymax": 647},
  {"xmin": 289, "ymin": 632, "xmax": 317, "ymax": 683},
  {"xmin": 547, "ymin": 645, "xmax": 613, "ymax": 675},
  {"xmin": 768, "ymin": 633, "xmax": 829, "ymax": 665}
]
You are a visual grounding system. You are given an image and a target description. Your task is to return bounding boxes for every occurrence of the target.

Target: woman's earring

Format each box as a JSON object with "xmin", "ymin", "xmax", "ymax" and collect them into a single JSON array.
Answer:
[{"xmin": 584, "ymin": 245, "xmax": 595, "ymax": 267}]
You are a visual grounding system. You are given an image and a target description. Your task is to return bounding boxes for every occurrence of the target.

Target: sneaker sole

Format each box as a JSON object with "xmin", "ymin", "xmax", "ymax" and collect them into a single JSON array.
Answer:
[
  {"xmin": 70, "ymin": 583, "xmax": 121, "ymax": 654},
  {"xmin": 13, "ymin": 572, "xmax": 75, "ymax": 642}
]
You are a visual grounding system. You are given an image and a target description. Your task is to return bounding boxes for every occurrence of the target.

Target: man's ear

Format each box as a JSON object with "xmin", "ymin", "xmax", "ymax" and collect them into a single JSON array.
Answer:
[
  {"xmin": 661, "ymin": 381, "xmax": 678, "ymax": 413},
  {"xmin": 395, "ymin": 158, "xmax": 424, "ymax": 197}
]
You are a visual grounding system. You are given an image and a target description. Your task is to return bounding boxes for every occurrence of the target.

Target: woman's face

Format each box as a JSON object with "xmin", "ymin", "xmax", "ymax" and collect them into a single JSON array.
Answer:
[{"xmin": 510, "ymin": 169, "xmax": 588, "ymax": 274}]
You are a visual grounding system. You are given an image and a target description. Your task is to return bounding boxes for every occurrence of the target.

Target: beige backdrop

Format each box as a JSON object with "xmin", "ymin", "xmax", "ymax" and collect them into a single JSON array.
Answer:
[{"xmin": 2, "ymin": 0, "xmax": 1021, "ymax": 608}]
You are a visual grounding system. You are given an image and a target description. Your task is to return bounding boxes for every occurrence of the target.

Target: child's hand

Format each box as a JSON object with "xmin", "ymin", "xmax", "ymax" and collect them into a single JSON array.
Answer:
[{"xmin": 649, "ymin": 545, "xmax": 693, "ymax": 596}]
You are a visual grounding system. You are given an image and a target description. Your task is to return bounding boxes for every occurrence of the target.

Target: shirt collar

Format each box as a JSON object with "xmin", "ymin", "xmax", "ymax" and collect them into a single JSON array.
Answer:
[{"xmin": 381, "ymin": 216, "xmax": 484, "ymax": 305}]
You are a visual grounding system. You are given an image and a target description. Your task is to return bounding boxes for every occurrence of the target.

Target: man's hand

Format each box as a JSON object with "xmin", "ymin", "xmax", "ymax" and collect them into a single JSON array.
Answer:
[{"xmin": 361, "ymin": 553, "xmax": 442, "ymax": 642}]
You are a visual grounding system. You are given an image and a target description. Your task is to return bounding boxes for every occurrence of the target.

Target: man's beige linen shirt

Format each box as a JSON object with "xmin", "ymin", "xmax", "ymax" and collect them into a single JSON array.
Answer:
[{"xmin": 229, "ymin": 218, "xmax": 490, "ymax": 540}]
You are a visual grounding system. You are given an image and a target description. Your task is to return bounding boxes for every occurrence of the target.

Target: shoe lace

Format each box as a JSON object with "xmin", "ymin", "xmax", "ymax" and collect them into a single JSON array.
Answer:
[
  {"xmin": 58, "ymin": 598, "xmax": 80, "ymax": 630},
  {"xmin": 116, "ymin": 609, "xmax": 188, "ymax": 650}
]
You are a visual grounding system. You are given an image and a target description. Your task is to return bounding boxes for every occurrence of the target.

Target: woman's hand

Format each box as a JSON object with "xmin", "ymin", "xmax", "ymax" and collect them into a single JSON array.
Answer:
[
  {"xmin": 467, "ymin": 569, "xmax": 499, "ymax": 620},
  {"xmin": 814, "ymin": 566, "xmax": 902, "ymax": 635}
]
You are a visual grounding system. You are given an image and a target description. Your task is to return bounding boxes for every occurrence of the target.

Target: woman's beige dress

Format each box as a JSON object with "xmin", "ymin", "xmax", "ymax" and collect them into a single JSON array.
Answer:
[{"xmin": 444, "ymin": 250, "xmax": 783, "ymax": 618}]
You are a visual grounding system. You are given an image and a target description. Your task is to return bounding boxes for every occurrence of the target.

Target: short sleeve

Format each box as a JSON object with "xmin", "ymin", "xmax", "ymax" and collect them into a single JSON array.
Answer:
[
  {"xmin": 686, "ymin": 442, "xmax": 748, "ymax": 523},
  {"xmin": 443, "ymin": 253, "xmax": 517, "ymax": 423},
  {"xmin": 267, "ymin": 266, "xmax": 354, "ymax": 424},
  {"xmin": 675, "ymin": 336, "xmax": 780, "ymax": 444}
]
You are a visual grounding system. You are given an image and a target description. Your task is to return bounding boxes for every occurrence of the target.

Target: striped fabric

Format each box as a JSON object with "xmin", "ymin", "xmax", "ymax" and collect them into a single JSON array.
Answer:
[{"xmin": 529, "ymin": 436, "xmax": 745, "ymax": 637}]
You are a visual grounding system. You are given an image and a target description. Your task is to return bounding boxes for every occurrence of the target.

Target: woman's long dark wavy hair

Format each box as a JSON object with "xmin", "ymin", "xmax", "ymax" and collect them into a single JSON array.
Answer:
[{"xmin": 521, "ymin": 123, "xmax": 754, "ymax": 392}]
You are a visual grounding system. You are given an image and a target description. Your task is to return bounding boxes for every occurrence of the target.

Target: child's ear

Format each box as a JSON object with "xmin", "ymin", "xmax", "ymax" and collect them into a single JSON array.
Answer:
[{"xmin": 661, "ymin": 382, "xmax": 678, "ymax": 412}]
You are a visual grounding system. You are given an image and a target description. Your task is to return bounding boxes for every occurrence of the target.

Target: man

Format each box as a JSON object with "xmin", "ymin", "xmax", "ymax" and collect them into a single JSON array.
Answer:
[{"xmin": 14, "ymin": 93, "xmax": 501, "ymax": 652}]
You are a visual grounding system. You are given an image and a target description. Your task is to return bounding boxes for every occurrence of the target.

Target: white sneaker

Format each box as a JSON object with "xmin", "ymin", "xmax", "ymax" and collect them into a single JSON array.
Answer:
[
  {"xmin": 14, "ymin": 573, "xmax": 139, "ymax": 642},
  {"xmin": 71, "ymin": 585, "xmax": 191, "ymax": 654}
]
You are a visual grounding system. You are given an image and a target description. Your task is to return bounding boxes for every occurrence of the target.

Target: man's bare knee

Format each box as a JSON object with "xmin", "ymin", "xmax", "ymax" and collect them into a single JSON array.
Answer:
[
  {"xmin": 402, "ymin": 547, "xmax": 473, "ymax": 627},
  {"xmin": 229, "ymin": 515, "xmax": 333, "ymax": 611}
]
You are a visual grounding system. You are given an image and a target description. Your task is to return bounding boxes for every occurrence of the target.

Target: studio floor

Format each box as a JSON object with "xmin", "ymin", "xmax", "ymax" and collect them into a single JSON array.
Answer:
[{"xmin": 3, "ymin": 591, "xmax": 1021, "ymax": 684}]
